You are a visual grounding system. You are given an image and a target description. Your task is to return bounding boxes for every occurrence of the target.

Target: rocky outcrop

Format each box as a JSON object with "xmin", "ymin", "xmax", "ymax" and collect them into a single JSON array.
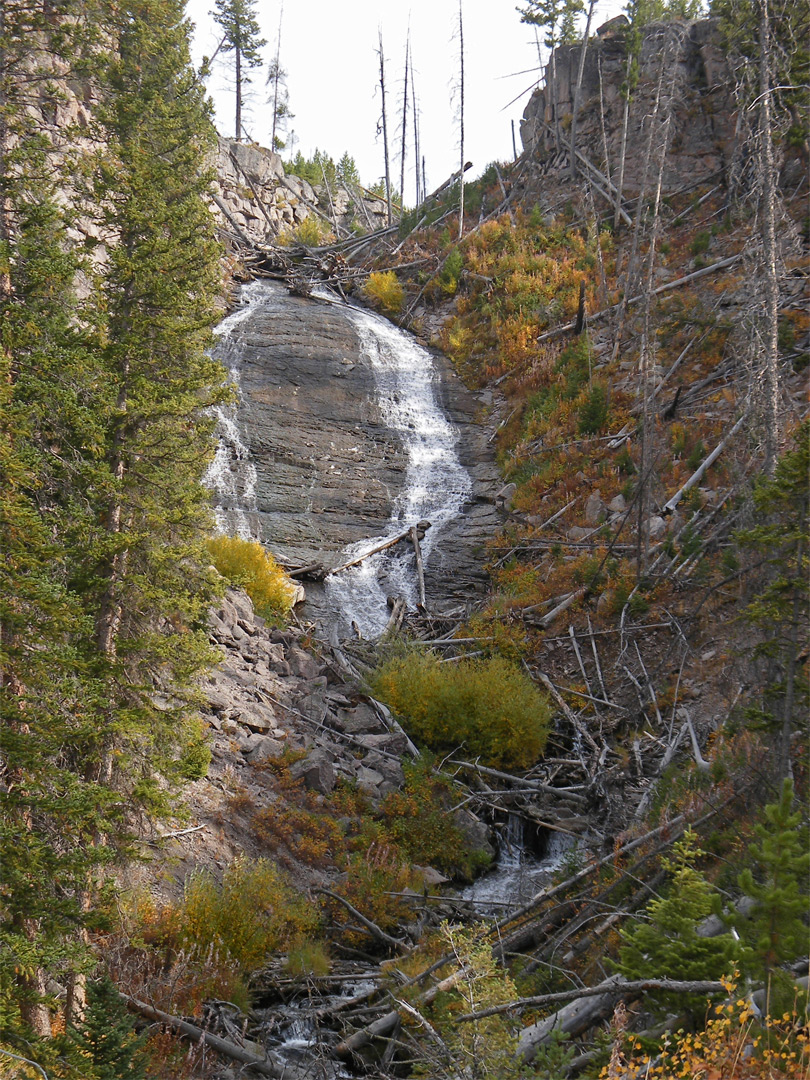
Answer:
[
  {"xmin": 214, "ymin": 138, "xmax": 389, "ymax": 248},
  {"xmin": 520, "ymin": 18, "xmax": 738, "ymax": 194},
  {"xmin": 213, "ymin": 281, "xmax": 502, "ymax": 623}
]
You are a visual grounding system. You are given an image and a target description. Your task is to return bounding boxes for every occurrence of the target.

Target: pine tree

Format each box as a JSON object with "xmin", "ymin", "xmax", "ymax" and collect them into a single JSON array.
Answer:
[
  {"xmin": 211, "ymin": 0, "xmax": 267, "ymax": 139},
  {"xmin": 81, "ymin": 0, "xmax": 227, "ymax": 803},
  {"xmin": 70, "ymin": 976, "xmax": 148, "ymax": 1080},
  {"xmin": 737, "ymin": 422, "xmax": 809, "ymax": 779},
  {"xmin": 736, "ymin": 779, "xmax": 810, "ymax": 1000},
  {"xmin": 616, "ymin": 831, "xmax": 740, "ymax": 1019}
]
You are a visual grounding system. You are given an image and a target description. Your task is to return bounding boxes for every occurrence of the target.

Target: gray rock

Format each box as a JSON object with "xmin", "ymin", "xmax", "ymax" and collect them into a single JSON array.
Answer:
[
  {"xmin": 607, "ymin": 493, "xmax": 626, "ymax": 513},
  {"xmin": 287, "ymin": 646, "xmax": 323, "ymax": 681},
  {"xmin": 452, "ymin": 808, "xmax": 495, "ymax": 859},
  {"xmin": 567, "ymin": 526, "xmax": 593, "ymax": 541},
  {"xmin": 648, "ymin": 515, "xmax": 667, "ymax": 540},
  {"xmin": 584, "ymin": 491, "xmax": 606, "ymax": 526},
  {"xmin": 496, "ymin": 482, "xmax": 518, "ymax": 512},
  {"xmin": 245, "ymin": 736, "xmax": 285, "ymax": 764},
  {"xmin": 290, "ymin": 749, "xmax": 335, "ymax": 794},
  {"xmin": 355, "ymin": 765, "xmax": 386, "ymax": 796},
  {"xmin": 356, "ymin": 733, "xmax": 408, "ymax": 755},
  {"xmin": 234, "ymin": 701, "xmax": 277, "ymax": 732}
]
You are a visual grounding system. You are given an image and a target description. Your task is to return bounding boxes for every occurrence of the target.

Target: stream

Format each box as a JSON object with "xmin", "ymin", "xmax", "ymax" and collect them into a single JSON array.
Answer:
[{"xmin": 203, "ymin": 281, "xmax": 568, "ymax": 1073}]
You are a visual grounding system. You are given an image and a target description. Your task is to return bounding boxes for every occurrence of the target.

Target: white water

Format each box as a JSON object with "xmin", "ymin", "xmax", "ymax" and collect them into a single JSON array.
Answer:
[
  {"xmin": 462, "ymin": 815, "xmax": 579, "ymax": 917},
  {"xmin": 205, "ymin": 283, "xmax": 472, "ymax": 637},
  {"xmin": 323, "ymin": 303, "xmax": 472, "ymax": 637},
  {"xmin": 204, "ymin": 282, "xmax": 266, "ymax": 540}
]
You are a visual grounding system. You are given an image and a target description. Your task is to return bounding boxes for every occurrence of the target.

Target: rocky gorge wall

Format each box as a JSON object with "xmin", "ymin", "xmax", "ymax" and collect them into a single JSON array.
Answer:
[
  {"xmin": 520, "ymin": 17, "xmax": 738, "ymax": 194},
  {"xmin": 214, "ymin": 138, "xmax": 390, "ymax": 249}
]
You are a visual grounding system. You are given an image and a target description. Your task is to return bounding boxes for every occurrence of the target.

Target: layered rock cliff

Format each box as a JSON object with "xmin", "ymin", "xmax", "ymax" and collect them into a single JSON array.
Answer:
[{"xmin": 520, "ymin": 17, "xmax": 737, "ymax": 193}]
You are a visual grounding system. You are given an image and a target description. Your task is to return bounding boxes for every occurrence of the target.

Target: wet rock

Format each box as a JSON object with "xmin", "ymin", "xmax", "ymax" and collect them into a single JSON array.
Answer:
[{"xmin": 452, "ymin": 809, "xmax": 495, "ymax": 860}]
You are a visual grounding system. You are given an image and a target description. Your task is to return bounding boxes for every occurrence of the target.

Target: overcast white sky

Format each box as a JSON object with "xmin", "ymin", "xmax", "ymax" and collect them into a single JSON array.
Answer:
[{"xmin": 185, "ymin": 0, "xmax": 623, "ymax": 198}]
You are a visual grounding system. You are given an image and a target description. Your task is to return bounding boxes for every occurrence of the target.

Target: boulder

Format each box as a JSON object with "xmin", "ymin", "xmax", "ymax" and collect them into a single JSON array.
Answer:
[
  {"xmin": 246, "ymin": 736, "xmax": 285, "ymax": 764},
  {"xmin": 607, "ymin": 493, "xmax": 626, "ymax": 513},
  {"xmin": 452, "ymin": 809, "xmax": 495, "ymax": 859},
  {"xmin": 234, "ymin": 701, "xmax": 277, "ymax": 733},
  {"xmin": 647, "ymin": 515, "xmax": 667, "ymax": 541},
  {"xmin": 584, "ymin": 491, "xmax": 606, "ymax": 526},
  {"xmin": 495, "ymin": 482, "xmax": 518, "ymax": 512},
  {"xmin": 290, "ymin": 749, "xmax": 335, "ymax": 794}
]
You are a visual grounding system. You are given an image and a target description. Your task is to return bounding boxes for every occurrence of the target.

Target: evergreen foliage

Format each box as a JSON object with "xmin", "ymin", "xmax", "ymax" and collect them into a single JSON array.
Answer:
[
  {"xmin": 736, "ymin": 779, "xmax": 810, "ymax": 996},
  {"xmin": 616, "ymin": 830, "xmax": 739, "ymax": 1018},
  {"xmin": 211, "ymin": 0, "xmax": 267, "ymax": 139},
  {"xmin": 69, "ymin": 976, "xmax": 148, "ymax": 1080},
  {"xmin": 0, "ymin": 0, "xmax": 225, "ymax": 1040},
  {"xmin": 736, "ymin": 422, "xmax": 809, "ymax": 778}
]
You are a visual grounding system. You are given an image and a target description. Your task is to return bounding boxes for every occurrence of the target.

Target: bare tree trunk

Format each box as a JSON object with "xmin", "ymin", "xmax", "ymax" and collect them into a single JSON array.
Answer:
[
  {"xmin": 570, "ymin": 0, "xmax": 596, "ymax": 180},
  {"xmin": 614, "ymin": 53, "xmax": 633, "ymax": 230},
  {"xmin": 457, "ymin": 0, "xmax": 465, "ymax": 240},
  {"xmin": 412, "ymin": 69, "xmax": 421, "ymax": 205},
  {"xmin": 757, "ymin": 0, "xmax": 780, "ymax": 475},
  {"xmin": 235, "ymin": 43, "xmax": 242, "ymax": 141},
  {"xmin": 399, "ymin": 34, "xmax": 409, "ymax": 218},
  {"xmin": 378, "ymin": 31, "xmax": 392, "ymax": 227}
]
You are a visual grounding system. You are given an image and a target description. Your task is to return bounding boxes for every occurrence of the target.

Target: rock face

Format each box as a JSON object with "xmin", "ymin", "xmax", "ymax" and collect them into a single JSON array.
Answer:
[
  {"xmin": 520, "ymin": 18, "xmax": 737, "ymax": 194},
  {"xmin": 214, "ymin": 138, "xmax": 389, "ymax": 248},
  {"xmin": 213, "ymin": 282, "xmax": 501, "ymax": 625}
]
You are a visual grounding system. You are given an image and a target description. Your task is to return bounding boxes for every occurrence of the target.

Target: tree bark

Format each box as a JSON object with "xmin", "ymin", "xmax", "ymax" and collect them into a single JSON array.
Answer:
[
  {"xmin": 569, "ymin": 0, "xmax": 596, "ymax": 180},
  {"xmin": 757, "ymin": 0, "xmax": 781, "ymax": 475}
]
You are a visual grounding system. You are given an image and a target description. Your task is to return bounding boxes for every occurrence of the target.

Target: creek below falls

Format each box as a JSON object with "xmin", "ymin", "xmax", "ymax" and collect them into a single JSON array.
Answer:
[{"xmin": 203, "ymin": 280, "xmax": 572, "ymax": 1073}]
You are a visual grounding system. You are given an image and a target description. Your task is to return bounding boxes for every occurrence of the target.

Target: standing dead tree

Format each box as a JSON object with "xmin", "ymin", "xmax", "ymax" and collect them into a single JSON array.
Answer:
[
  {"xmin": 377, "ymin": 30, "xmax": 393, "ymax": 227},
  {"xmin": 457, "ymin": 0, "xmax": 466, "ymax": 240}
]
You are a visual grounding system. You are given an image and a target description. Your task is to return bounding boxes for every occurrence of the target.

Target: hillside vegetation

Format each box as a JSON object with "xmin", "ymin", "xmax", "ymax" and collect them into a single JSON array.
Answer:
[{"xmin": 0, "ymin": 1, "xmax": 807, "ymax": 1078}]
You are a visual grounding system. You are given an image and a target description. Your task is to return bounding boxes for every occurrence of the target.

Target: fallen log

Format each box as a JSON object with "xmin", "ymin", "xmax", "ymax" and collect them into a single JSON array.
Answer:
[
  {"xmin": 316, "ymin": 888, "xmax": 409, "ymax": 954},
  {"xmin": 410, "ymin": 525, "xmax": 426, "ymax": 608},
  {"xmin": 329, "ymin": 522, "xmax": 431, "ymax": 575},
  {"xmin": 121, "ymin": 994, "xmax": 307, "ymax": 1079},
  {"xmin": 661, "ymin": 411, "xmax": 746, "ymax": 514}
]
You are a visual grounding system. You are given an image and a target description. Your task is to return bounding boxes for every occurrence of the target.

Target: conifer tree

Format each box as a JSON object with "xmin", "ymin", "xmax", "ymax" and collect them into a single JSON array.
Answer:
[
  {"xmin": 84, "ymin": 0, "xmax": 228, "ymax": 802},
  {"xmin": 616, "ymin": 831, "xmax": 739, "ymax": 1019},
  {"xmin": 736, "ymin": 779, "xmax": 810, "ymax": 999},
  {"xmin": 211, "ymin": 0, "xmax": 267, "ymax": 139},
  {"xmin": 70, "ymin": 976, "xmax": 148, "ymax": 1080}
]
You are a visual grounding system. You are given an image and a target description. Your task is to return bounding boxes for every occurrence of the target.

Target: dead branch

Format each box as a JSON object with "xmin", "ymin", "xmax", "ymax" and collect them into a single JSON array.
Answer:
[
  {"xmin": 661, "ymin": 411, "xmax": 747, "ymax": 514},
  {"xmin": 122, "ymin": 994, "xmax": 306, "ymax": 1079},
  {"xmin": 316, "ymin": 889, "xmax": 409, "ymax": 954}
]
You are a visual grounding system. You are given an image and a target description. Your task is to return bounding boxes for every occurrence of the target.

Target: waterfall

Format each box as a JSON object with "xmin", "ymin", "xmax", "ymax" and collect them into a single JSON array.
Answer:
[
  {"xmin": 205, "ymin": 283, "xmax": 472, "ymax": 638},
  {"xmin": 323, "ymin": 303, "xmax": 472, "ymax": 638},
  {"xmin": 204, "ymin": 282, "xmax": 265, "ymax": 540}
]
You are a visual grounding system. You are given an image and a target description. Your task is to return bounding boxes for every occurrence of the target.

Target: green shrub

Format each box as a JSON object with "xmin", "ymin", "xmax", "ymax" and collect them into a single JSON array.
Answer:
[
  {"xmin": 439, "ymin": 247, "xmax": 464, "ymax": 294},
  {"xmin": 578, "ymin": 383, "xmax": 609, "ymax": 435},
  {"xmin": 368, "ymin": 650, "xmax": 550, "ymax": 770},
  {"xmin": 180, "ymin": 857, "xmax": 320, "ymax": 974},
  {"xmin": 286, "ymin": 939, "xmax": 331, "ymax": 977},
  {"xmin": 206, "ymin": 535, "xmax": 296, "ymax": 623},
  {"xmin": 690, "ymin": 230, "xmax": 711, "ymax": 256},
  {"xmin": 364, "ymin": 270, "xmax": 404, "ymax": 315}
]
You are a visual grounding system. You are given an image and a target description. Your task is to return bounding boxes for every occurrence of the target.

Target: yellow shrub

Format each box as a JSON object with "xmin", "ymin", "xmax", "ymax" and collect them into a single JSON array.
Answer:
[
  {"xmin": 364, "ymin": 270, "xmax": 404, "ymax": 315},
  {"xmin": 368, "ymin": 650, "xmax": 550, "ymax": 770},
  {"xmin": 180, "ymin": 857, "xmax": 320, "ymax": 974},
  {"xmin": 206, "ymin": 535, "xmax": 295, "ymax": 622}
]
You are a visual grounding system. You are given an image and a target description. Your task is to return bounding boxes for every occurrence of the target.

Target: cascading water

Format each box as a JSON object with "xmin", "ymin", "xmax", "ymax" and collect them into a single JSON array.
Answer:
[
  {"xmin": 204, "ymin": 281, "xmax": 265, "ymax": 540},
  {"xmin": 323, "ymin": 300, "xmax": 472, "ymax": 638},
  {"xmin": 462, "ymin": 814, "xmax": 579, "ymax": 916},
  {"xmin": 205, "ymin": 281, "xmax": 472, "ymax": 638}
]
